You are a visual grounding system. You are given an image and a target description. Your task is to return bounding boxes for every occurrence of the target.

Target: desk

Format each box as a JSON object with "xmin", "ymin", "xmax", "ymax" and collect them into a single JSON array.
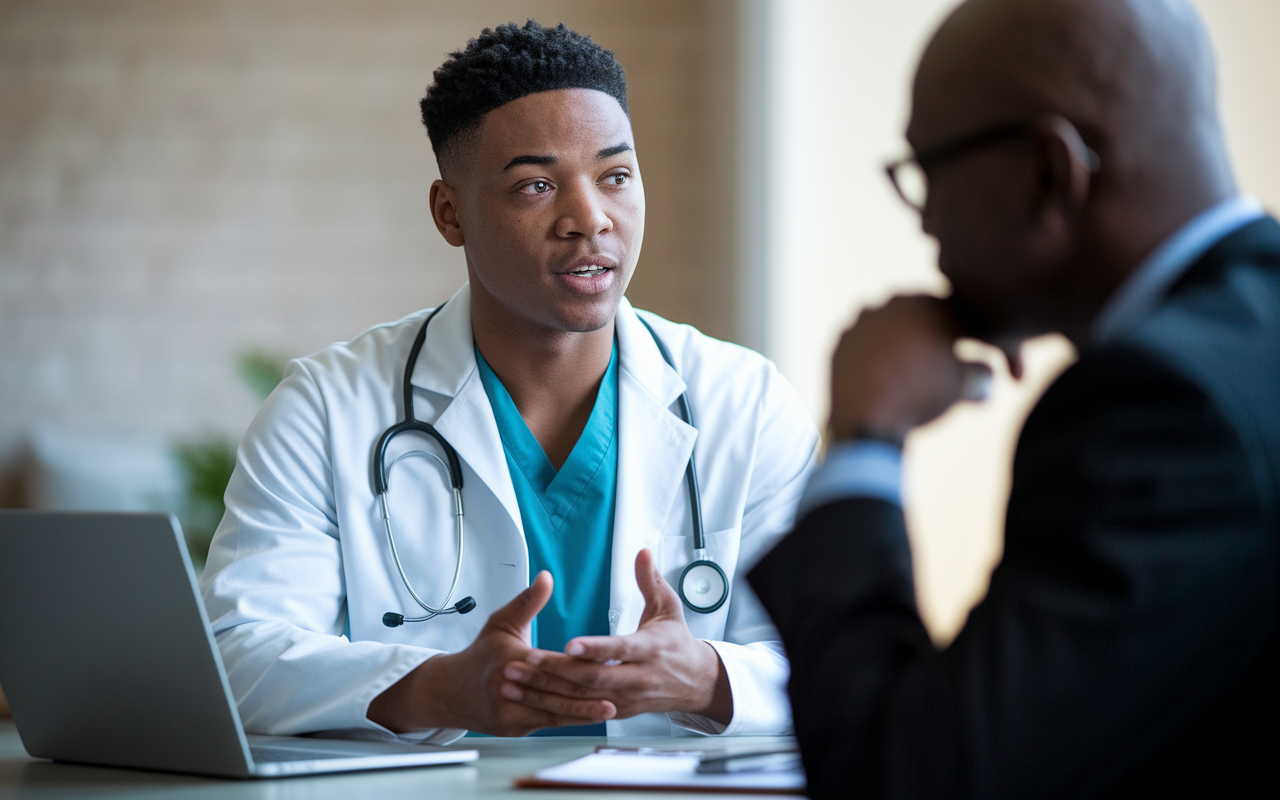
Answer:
[{"xmin": 0, "ymin": 720, "xmax": 799, "ymax": 799}]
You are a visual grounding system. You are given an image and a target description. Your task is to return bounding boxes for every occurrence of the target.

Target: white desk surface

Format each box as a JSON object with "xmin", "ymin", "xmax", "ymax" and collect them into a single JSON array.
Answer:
[{"xmin": 0, "ymin": 719, "xmax": 801, "ymax": 799}]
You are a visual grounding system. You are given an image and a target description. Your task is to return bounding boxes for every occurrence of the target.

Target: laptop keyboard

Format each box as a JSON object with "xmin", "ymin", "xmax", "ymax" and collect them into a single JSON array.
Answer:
[{"xmin": 250, "ymin": 746, "xmax": 335, "ymax": 763}]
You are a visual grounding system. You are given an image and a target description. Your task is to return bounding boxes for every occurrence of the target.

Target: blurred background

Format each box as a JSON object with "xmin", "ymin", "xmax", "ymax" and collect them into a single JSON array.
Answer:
[{"xmin": 2, "ymin": 0, "xmax": 1278, "ymax": 715}]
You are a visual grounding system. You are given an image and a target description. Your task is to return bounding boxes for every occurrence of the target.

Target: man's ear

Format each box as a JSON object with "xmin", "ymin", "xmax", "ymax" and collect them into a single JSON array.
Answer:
[
  {"xmin": 430, "ymin": 180, "xmax": 466, "ymax": 247},
  {"xmin": 1032, "ymin": 114, "xmax": 1094, "ymax": 218},
  {"xmin": 1021, "ymin": 115, "xmax": 1096, "ymax": 290}
]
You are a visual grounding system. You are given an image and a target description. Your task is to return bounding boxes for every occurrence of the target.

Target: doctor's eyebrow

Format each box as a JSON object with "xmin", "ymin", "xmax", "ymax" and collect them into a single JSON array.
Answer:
[
  {"xmin": 503, "ymin": 154, "xmax": 557, "ymax": 170},
  {"xmin": 502, "ymin": 144, "xmax": 633, "ymax": 171},
  {"xmin": 597, "ymin": 143, "xmax": 633, "ymax": 159}
]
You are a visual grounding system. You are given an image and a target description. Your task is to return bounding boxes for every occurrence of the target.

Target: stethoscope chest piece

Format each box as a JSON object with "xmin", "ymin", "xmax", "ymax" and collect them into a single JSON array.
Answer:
[{"xmin": 678, "ymin": 558, "xmax": 728, "ymax": 614}]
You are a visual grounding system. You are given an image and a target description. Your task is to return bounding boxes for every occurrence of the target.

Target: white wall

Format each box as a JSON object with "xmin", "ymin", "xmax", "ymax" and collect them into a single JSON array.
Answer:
[
  {"xmin": 1194, "ymin": 0, "xmax": 1280, "ymax": 204},
  {"xmin": 762, "ymin": 0, "xmax": 1280, "ymax": 642}
]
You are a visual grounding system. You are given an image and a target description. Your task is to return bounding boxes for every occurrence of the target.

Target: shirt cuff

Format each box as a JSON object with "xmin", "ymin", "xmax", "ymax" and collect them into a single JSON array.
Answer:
[
  {"xmin": 668, "ymin": 710, "xmax": 728, "ymax": 736},
  {"xmin": 667, "ymin": 639, "xmax": 791, "ymax": 736},
  {"xmin": 796, "ymin": 440, "xmax": 903, "ymax": 519}
]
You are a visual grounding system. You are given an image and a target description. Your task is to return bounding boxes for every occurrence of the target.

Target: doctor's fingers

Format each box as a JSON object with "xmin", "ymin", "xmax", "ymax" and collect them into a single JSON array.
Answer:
[
  {"xmin": 503, "ymin": 659, "xmax": 619, "ymax": 699},
  {"xmin": 551, "ymin": 634, "xmax": 647, "ymax": 665},
  {"xmin": 522, "ymin": 652, "xmax": 657, "ymax": 694},
  {"xmin": 484, "ymin": 570, "xmax": 554, "ymax": 638},
  {"xmin": 634, "ymin": 550, "xmax": 684, "ymax": 623},
  {"xmin": 498, "ymin": 682, "xmax": 617, "ymax": 723}
]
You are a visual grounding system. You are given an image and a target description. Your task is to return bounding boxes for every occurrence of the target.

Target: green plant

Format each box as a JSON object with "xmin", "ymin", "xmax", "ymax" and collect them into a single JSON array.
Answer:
[
  {"xmin": 174, "ymin": 349, "xmax": 288, "ymax": 568},
  {"xmin": 238, "ymin": 350, "xmax": 290, "ymax": 402},
  {"xmin": 174, "ymin": 436, "xmax": 238, "ymax": 566}
]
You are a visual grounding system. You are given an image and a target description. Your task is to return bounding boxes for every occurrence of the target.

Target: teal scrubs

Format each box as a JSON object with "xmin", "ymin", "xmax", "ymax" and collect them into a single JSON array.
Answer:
[{"xmin": 475, "ymin": 344, "xmax": 619, "ymax": 736}]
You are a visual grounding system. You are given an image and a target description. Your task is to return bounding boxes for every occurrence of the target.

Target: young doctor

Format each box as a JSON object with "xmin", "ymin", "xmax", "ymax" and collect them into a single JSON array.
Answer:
[{"xmin": 200, "ymin": 20, "xmax": 817, "ymax": 742}]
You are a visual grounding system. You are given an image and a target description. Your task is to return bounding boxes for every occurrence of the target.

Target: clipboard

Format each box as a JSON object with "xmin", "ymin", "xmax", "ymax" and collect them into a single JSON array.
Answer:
[{"xmin": 514, "ymin": 746, "xmax": 806, "ymax": 794}]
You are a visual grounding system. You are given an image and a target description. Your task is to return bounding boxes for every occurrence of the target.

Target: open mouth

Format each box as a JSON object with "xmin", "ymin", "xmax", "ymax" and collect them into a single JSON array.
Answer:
[
  {"xmin": 558, "ymin": 257, "xmax": 619, "ymax": 293},
  {"xmin": 566, "ymin": 265, "xmax": 611, "ymax": 277}
]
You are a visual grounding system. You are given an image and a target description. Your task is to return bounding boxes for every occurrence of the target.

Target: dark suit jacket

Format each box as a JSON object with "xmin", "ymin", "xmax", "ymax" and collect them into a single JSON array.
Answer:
[{"xmin": 749, "ymin": 217, "xmax": 1280, "ymax": 799}]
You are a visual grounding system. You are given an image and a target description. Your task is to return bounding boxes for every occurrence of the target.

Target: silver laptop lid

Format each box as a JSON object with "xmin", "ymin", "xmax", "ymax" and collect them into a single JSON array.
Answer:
[{"xmin": 0, "ymin": 511, "xmax": 255, "ymax": 777}]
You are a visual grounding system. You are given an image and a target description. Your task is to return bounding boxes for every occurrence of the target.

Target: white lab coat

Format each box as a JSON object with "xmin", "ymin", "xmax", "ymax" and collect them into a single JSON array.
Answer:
[{"xmin": 201, "ymin": 284, "xmax": 818, "ymax": 743}]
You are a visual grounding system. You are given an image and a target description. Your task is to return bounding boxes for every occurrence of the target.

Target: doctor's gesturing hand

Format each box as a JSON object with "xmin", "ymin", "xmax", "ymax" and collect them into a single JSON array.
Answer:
[
  {"xmin": 500, "ymin": 549, "xmax": 734, "ymax": 726},
  {"xmin": 368, "ymin": 571, "xmax": 616, "ymax": 736}
]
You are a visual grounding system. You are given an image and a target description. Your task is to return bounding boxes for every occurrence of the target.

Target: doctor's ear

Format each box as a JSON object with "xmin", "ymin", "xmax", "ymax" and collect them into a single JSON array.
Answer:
[{"xmin": 430, "ymin": 180, "xmax": 466, "ymax": 248}]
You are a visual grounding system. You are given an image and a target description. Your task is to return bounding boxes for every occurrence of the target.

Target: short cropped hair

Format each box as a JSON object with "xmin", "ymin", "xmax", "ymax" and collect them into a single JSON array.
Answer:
[{"xmin": 420, "ymin": 20, "xmax": 629, "ymax": 172}]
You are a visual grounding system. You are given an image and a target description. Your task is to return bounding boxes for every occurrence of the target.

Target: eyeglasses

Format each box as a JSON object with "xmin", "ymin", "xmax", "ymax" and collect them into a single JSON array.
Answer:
[
  {"xmin": 885, "ymin": 120, "xmax": 1101, "ymax": 213},
  {"xmin": 884, "ymin": 122, "xmax": 1035, "ymax": 213}
]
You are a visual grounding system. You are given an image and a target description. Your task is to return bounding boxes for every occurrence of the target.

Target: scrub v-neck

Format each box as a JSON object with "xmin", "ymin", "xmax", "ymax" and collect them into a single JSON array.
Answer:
[{"xmin": 474, "ymin": 343, "xmax": 618, "ymax": 660}]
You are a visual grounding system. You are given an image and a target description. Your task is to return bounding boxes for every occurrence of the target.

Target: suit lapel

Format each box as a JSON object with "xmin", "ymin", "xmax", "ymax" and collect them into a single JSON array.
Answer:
[{"xmin": 1173, "ymin": 215, "xmax": 1280, "ymax": 292}]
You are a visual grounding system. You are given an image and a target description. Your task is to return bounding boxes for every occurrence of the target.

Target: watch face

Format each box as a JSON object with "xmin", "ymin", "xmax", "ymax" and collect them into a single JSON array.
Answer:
[{"xmin": 679, "ymin": 560, "xmax": 728, "ymax": 613}]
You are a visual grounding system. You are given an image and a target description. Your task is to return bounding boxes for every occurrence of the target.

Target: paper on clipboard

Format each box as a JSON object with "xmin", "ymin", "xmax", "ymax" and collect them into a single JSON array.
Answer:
[{"xmin": 514, "ymin": 747, "xmax": 806, "ymax": 794}]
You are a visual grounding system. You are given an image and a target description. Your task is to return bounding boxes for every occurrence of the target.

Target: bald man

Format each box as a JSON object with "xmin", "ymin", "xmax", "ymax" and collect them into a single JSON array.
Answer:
[{"xmin": 749, "ymin": 0, "xmax": 1278, "ymax": 797}]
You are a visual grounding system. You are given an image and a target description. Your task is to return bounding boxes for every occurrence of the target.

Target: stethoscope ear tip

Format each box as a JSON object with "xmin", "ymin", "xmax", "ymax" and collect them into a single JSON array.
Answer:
[
  {"xmin": 382, "ymin": 612, "xmax": 406, "ymax": 627},
  {"xmin": 454, "ymin": 596, "xmax": 477, "ymax": 614}
]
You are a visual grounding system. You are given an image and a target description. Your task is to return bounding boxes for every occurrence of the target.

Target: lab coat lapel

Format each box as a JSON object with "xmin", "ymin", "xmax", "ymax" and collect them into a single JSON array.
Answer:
[
  {"xmin": 611, "ymin": 299, "xmax": 696, "ymax": 635},
  {"xmin": 409, "ymin": 283, "xmax": 523, "ymax": 538}
]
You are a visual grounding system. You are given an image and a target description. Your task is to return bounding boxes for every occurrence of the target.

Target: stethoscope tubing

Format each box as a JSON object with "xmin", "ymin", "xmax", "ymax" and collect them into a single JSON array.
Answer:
[
  {"xmin": 634, "ymin": 317, "xmax": 728, "ymax": 614},
  {"xmin": 378, "ymin": 473, "xmax": 466, "ymax": 622},
  {"xmin": 636, "ymin": 316, "xmax": 706, "ymax": 553},
  {"xmin": 375, "ymin": 301, "xmax": 726, "ymax": 623}
]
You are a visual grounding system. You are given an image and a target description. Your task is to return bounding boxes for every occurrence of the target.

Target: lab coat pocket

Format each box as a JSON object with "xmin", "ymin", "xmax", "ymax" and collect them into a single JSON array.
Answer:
[{"xmin": 659, "ymin": 526, "xmax": 741, "ymax": 638}]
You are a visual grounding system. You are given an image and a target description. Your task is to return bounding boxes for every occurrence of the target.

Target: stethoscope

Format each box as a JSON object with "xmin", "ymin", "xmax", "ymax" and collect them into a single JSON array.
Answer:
[{"xmin": 374, "ymin": 301, "xmax": 729, "ymax": 628}]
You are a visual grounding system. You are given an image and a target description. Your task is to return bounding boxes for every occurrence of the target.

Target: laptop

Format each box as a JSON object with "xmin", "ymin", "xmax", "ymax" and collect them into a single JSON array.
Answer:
[{"xmin": 0, "ymin": 510, "xmax": 478, "ymax": 778}]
